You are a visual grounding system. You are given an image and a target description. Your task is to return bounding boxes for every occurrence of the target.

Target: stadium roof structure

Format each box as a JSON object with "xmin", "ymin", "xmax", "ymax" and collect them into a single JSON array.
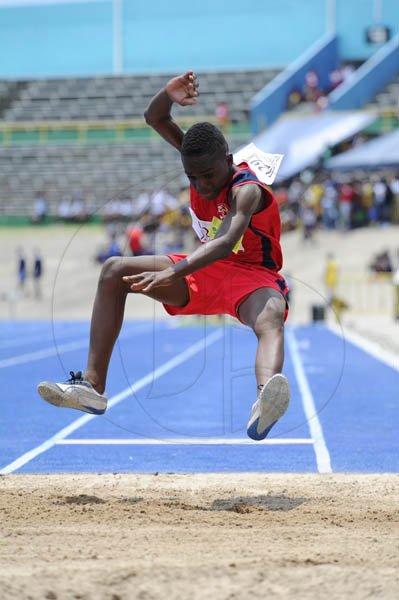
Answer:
[
  {"xmin": 325, "ymin": 128, "xmax": 399, "ymax": 171},
  {"xmin": 250, "ymin": 110, "xmax": 376, "ymax": 181}
]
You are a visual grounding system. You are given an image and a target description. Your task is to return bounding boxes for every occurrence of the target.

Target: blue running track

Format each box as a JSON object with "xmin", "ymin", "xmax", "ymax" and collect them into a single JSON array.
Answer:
[{"xmin": 0, "ymin": 319, "xmax": 398, "ymax": 474}]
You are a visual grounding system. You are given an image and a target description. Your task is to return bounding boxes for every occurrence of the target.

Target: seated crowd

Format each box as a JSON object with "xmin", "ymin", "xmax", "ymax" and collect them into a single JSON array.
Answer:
[
  {"xmin": 276, "ymin": 170, "xmax": 399, "ymax": 235},
  {"xmin": 32, "ymin": 165, "xmax": 399, "ymax": 262}
]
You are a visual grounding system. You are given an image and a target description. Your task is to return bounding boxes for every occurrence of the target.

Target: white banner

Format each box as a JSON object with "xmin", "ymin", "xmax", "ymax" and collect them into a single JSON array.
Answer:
[{"xmin": 233, "ymin": 142, "xmax": 284, "ymax": 185}]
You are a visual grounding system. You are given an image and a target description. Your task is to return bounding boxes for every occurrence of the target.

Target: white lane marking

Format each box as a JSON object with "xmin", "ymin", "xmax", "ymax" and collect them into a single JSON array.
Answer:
[
  {"xmin": 0, "ymin": 339, "xmax": 90, "ymax": 368},
  {"xmin": 327, "ymin": 322, "xmax": 399, "ymax": 372},
  {"xmin": 0, "ymin": 331, "xmax": 81, "ymax": 350},
  {"xmin": 0, "ymin": 320, "xmax": 171, "ymax": 349},
  {"xmin": 57, "ymin": 438, "xmax": 313, "ymax": 445},
  {"xmin": 0, "ymin": 323, "xmax": 152, "ymax": 369},
  {"xmin": 0, "ymin": 321, "xmax": 172, "ymax": 350},
  {"xmin": 285, "ymin": 328, "xmax": 332, "ymax": 473},
  {"xmin": 0, "ymin": 329, "xmax": 224, "ymax": 474}
]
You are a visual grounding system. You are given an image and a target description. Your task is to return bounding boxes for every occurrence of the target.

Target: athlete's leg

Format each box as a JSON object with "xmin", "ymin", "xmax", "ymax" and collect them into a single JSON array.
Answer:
[
  {"xmin": 238, "ymin": 287, "xmax": 289, "ymax": 440},
  {"xmin": 84, "ymin": 255, "xmax": 189, "ymax": 393},
  {"xmin": 238, "ymin": 287, "xmax": 286, "ymax": 387}
]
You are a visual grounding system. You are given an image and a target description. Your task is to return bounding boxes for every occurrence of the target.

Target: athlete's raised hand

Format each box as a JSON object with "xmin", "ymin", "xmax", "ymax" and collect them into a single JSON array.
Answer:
[{"xmin": 165, "ymin": 71, "xmax": 199, "ymax": 106}]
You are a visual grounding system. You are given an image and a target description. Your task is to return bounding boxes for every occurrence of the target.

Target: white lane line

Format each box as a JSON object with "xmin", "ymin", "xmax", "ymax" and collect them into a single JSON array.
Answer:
[
  {"xmin": 0, "ymin": 331, "xmax": 79, "ymax": 350},
  {"xmin": 0, "ymin": 323, "xmax": 152, "ymax": 369},
  {"xmin": 0, "ymin": 329, "xmax": 224, "ymax": 474},
  {"xmin": 0, "ymin": 323, "xmax": 88, "ymax": 347},
  {"xmin": 285, "ymin": 328, "xmax": 332, "ymax": 473},
  {"xmin": 57, "ymin": 438, "xmax": 313, "ymax": 445},
  {"xmin": 0, "ymin": 321, "xmax": 172, "ymax": 350},
  {"xmin": 0, "ymin": 339, "xmax": 90, "ymax": 368},
  {"xmin": 327, "ymin": 322, "xmax": 399, "ymax": 372}
]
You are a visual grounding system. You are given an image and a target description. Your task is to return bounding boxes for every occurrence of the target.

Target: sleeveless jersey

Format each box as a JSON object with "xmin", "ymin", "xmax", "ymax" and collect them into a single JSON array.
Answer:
[{"xmin": 189, "ymin": 162, "xmax": 283, "ymax": 271}]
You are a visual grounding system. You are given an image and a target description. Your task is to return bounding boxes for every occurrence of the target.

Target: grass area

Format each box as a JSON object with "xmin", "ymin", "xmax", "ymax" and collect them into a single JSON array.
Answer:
[{"xmin": 0, "ymin": 218, "xmax": 104, "ymax": 231}]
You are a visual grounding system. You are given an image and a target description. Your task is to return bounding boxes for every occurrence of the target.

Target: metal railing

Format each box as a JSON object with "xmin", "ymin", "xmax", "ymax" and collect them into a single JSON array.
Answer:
[
  {"xmin": 337, "ymin": 271, "xmax": 395, "ymax": 315},
  {"xmin": 0, "ymin": 115, "xmax": 221, "ymax": 144}
]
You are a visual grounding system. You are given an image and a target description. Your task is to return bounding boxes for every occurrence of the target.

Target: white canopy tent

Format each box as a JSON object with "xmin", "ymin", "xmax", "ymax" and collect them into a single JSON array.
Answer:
[
  {"xmin": 325, "ymin": 128, "xmax": 399, "ymax": 170},
  {"xmin": 250, "ymin": 111, "xmax": 376, "ymax": 180}
]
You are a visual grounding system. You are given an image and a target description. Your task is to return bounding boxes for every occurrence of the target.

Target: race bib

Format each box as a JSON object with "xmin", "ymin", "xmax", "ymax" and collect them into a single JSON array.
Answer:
[
  {"xmin": 189, "ymin": 208, "xmax": 212, "ymax": 242},
  {"xmin": 189, "ymin": 209, "xmax": 243, "ymax": 253}
]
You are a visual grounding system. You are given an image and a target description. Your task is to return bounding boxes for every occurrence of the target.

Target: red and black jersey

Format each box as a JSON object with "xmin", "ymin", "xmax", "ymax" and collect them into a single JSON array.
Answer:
[{"xmin": 189, "ymin": 161, "xmax": 283, "ymax": 271}]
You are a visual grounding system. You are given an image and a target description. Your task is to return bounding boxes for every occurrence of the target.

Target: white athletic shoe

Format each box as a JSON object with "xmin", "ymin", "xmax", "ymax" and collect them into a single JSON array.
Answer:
[
  {"xmin": 246, "ymin": 374, "xmax": 290, "ymax": 440},
  {"xmin": 37, "ymin": 371, "xmax": 107, "ymax": 415}
]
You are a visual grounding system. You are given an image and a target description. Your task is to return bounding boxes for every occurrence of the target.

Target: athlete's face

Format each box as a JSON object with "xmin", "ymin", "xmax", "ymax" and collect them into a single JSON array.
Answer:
[{"xmin": 182, "ymin": 151, "xmax": 233, "ymax": 200}]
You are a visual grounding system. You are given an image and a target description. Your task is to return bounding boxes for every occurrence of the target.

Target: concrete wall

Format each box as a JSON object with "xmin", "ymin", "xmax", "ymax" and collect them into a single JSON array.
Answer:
[{"xmin": 0, "ymin": 0, "xmax": 397, "ymax": 78}]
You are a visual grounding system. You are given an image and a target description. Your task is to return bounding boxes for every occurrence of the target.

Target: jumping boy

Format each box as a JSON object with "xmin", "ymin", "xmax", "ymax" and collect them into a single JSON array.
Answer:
[{"xmin": 38, "ymin": 71, "xmax": 290, "ymax": 440}]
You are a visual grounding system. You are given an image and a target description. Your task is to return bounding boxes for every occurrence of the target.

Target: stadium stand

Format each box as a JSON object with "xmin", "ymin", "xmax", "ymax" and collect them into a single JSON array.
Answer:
[
  {"xmin": 0, "ymin": 135, "xmax": 254, "ymax": 216},
  {"xmin": 0, "ymin": 80, "xmax": 25, "ymax": 115},
  {"xmin": 365, "ymin": 73, "xmax": 399, "ymax": 109},
  {"xmin": 1, "ymin": 70, "xmax": 279, "ymax": 123},
  {"xmin": 0, "ymin": 69, "xmax": 278, "ymax": 216}
]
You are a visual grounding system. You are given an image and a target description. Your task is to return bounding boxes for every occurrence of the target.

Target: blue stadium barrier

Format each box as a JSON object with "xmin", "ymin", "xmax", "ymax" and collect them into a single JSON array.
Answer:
[
  {"xmin": 250, "ymin": 34, "xmax": 337, "ymax": 134},
  {"xmin": 329, "ymin": 32, "xmax": 399, "ymax": 109}
]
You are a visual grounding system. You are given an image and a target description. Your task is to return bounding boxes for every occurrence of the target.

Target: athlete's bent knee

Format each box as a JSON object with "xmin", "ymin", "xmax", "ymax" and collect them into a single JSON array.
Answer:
[
  {"xmin": 99, "ymin": 256, "xmax": 126, "ymax": 284},
  {"xmin": 253, "ymin": 297, "xmax": 285, "ymax": 335}
]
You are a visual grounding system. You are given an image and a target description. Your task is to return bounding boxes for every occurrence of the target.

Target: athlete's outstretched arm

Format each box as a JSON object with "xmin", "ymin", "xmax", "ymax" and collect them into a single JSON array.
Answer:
[
  {"xmin": 144, "ymin": 71, "xmax": 199, "ymax": 151},
  {"xmin": 124, "ymin": 184, "xmax": 265, "ymax": 293}
]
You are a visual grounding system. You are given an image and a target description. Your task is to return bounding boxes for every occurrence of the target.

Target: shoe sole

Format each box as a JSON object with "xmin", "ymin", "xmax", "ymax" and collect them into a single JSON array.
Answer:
[
  {"xmin": 37, "ymin": 382, "xmax": 106, "ymax": 415},
  {"xmin": 247, "ymin": 374, "xmax": 290, "ymax": 441}
]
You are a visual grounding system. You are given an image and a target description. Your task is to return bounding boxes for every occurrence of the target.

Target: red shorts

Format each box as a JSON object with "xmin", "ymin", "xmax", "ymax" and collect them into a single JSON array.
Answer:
[{"xmin": 163, "ymin": 254, "xmax": 289, "ymax": 323}]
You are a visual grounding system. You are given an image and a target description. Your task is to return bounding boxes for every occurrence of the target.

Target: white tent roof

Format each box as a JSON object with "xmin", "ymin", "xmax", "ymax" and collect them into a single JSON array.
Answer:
[
  {"xmin": 251, "ymin": 111, "xmax": 376, "ymax": 180},
  {"xmin": 326, "ymin": 128, "xmax": 399, "ymax": 170}
]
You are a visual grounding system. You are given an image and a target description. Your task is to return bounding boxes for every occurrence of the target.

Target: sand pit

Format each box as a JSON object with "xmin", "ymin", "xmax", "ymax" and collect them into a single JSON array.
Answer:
[
  {"xmin": 1, "ymin": 473, "xmax": 398, "ymax": 599},
  {"xmin": 1, "ymin": 227, "xmax": 398, "ymax": 599}
]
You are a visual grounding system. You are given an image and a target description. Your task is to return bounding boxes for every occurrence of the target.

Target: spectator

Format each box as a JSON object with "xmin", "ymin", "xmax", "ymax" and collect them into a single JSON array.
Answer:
[
  {"xmin": 31, "ymin": 191, "xmax": 48, "ymax": 224},
  {"xmin": 306, "ymin": 180, "xmax": 324, "ymax": 218},
  {"xmin": 126, "ymin": 223, "xmax": 145, "ymax": 256},
  {"xmin": 369, "ymin": 250, "xmax": 393, "ymax": 274},
  {"xmin": 361, "ymin": 181, "xmax": 374, "ymax": 224},
  {"xmin": 350, "ymin": 181, "xmax": 367, "ymax": 228},
  {"xmin": 299, "ymin": 198, "xmax": 317, "ymax": 243},
  {"xmin": 141, "ymin": 209, "xmax": 159, "ymax": 253},
  {"xmin": 303, "ymin": 69, "xmax": 322, "ymax": 103},
  {"xmin": 341, "ymin": 63, "xmax": 355, "ymax": 81},
  {"xmin": 373, "ymin": 178, "xmax": 388, "ymax": 224},
  {"xmin": 57, "ymin": 197, "xmax": 73, "ymax": 222},
  {"xmin": 133, "ymin": 192, "xmax": 150, "ymax": 218},
  {"xmin": 324, "ymin": 253, "xmax": 339, "ymax": 305},
  {"xmin": 70, "ymin": 194, "xmax": 86, "ymax": 222},
  {"xmin": 315, "ymin": 94, "xmax": 329, "ymax": 111},
  {"xmin": 338, "ymin": 180, "xmax": 353, "ymax": 230},
  {"xmin": 328, "ymin": 66, "xmax": 344, "ymax": 92},
  {"xmin": 273, "ymin": 186, "xmax": 288, "ymax": 206},
  {"xmin": 287, "ymin": 177, "xmax": 304, "ymax": 213},
  {"xmin": 95, "ymin": 231, "xmax": 122, "ymax": 264},
  {"xmin": 17, "ymin": 247, "xmax": 27, "ymax": 293},
  {"xmin": 388, "ymin": 175, "xmax": 399, "ymax": 224},
  {"xmin": 287, "ymin": 88, "xmax": 303, "ymax": 110},
  {"xmin": 382, "ymin": 178, "xmax": 394, "ymax": 224},
  {"xmin": 32, "ymin": 248, "xmax": 43, "ymax": 300},
  {"xmin": 320, "ymin": 179, "xmax": 338, "ymax": 229},
  {"xmin": 215, "ymin": 101, "xmax": 230, "ymax": 132}
]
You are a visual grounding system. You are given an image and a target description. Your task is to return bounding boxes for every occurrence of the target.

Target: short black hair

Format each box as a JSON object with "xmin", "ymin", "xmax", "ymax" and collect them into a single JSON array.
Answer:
[{"xmin": 181, "ymin": 122, "xmax": 228, "ymax": 158}]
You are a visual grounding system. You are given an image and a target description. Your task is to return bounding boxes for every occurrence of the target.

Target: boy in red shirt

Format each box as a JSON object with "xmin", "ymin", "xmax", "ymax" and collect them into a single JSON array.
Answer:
[{"xmin": 38, "ymin": 71, "xmax": 290, "ymax": 441}]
